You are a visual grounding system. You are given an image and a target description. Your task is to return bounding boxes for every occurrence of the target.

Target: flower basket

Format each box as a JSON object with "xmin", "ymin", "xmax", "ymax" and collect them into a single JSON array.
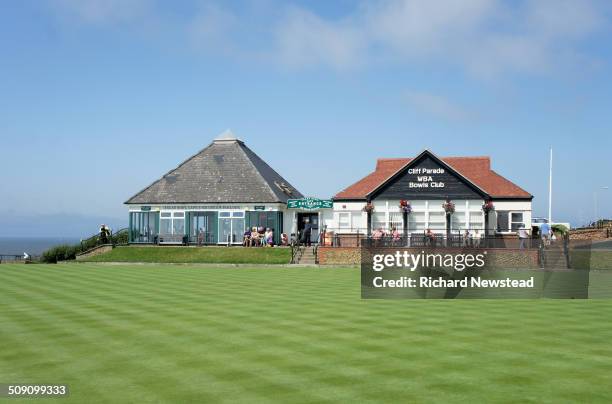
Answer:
[
  {"xmin": 442, "ymin": 200, "xmax": 455, "ymax": 214},
  {"xmin": 363, "ymin": 202, "xmax": 375, "ymax": 213},
  {"xmin": 482, "ymin": 200, "xmax": 495, "ymax": 213},
  {"xmin": 399, "ymin": 199, "xmax": 412, "ymax": 214}
]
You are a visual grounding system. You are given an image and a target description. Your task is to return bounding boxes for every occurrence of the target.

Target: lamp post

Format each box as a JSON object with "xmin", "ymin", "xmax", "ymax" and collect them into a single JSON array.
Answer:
[{"xmin": 594, "ymin": 186, "xmax": 609, "ymax": 226}]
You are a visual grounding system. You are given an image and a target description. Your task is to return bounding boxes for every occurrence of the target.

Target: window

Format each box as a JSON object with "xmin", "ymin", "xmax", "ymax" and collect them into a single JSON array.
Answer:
[
  {"xmin": 497, "ymin": 211, "xmax": 524, "ymax": 232},
  {"xmin": 372, "ymin": 212, "xmax": 386, "ymax": 231},
  {"xmin": 496, "ymin": 211, "xmax": 509, "ymax": 232},
  {"xmin": 450, "ymin": 214, "xmax": 466, "ymax": 232},
  {"xmin": 218, "ymin": 211, "xmax": 245, "ymax": 244},
  {"xmin": 338, "ymin": 212, "xmax": 351, "ymax": 229},
  {"xmin": 511, "ymin": 212, "xmax": 524, "ymax": 232},
  {"xmin": 160, "ymin": 211, "xmax": 185, "ymax": 235},
  {"xmin": 409, "ymin": 212, "xmax": 426, "ymax": 232},
  {"xmin": 469, "ymin": 212, "xmax": 484, "ymax": 230},
  {"xmin": 429, "ymin": 212, "xmax": 446, "ymax": 231},
  {"xmin": 130, "ymin": 212, "xmax": 158, "ymax": 243},
  {"xmin": 389, "ymin": 212, "xmax": 403, "ymax": 231},
  {"xmin": 190, "ymin": 212, "xmax": 216, "ymax": 244}
]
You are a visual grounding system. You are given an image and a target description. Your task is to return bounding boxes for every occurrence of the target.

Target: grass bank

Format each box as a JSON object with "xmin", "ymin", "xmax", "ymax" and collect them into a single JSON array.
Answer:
[
  {"xmin": 1, "ymin": 263, "xmax": 612, "ymax": 402},
  {"xmin": 84, "ymin": 246, "xmax": 291, "ymax": 264},
  {"xmin": 571, "ymin": 250, "xmax": 612, "ymax": 270}
]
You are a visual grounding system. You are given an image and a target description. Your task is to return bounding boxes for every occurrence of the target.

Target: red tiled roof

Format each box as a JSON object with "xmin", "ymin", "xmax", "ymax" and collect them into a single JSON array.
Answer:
[{"xmin": 334, "ymin": 156, "xmax": 531, "ymax": 199}]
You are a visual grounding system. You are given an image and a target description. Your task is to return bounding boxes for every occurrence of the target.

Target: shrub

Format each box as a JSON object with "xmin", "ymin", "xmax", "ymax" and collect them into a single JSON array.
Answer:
[
  {"xmin": 79, "ymin": 236, "xmax": 100, "ymax": 252},
  {"xmin": 41, "ymin": 244, "xmax": 79, "ymax": 264},
  {"xmin": 112, "ymin": 230, "xmax": 129, "ymax": 245},
  {"xmin": 552, "ymin": 224, "xmax": 569, "ymax": 236}
]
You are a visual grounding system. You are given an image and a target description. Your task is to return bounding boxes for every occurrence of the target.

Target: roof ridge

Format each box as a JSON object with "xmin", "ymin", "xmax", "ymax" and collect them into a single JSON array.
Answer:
[
  {"xmin": 125, "ymin": 142, "xmax": 215, "ymax": 204},
  {"xmin": 335, "ymin": 170, "xmax": 378, "ymax": 198},
  {"xmin": 237, "ymin": 142, "xmax": 288, "ymax": 202}
]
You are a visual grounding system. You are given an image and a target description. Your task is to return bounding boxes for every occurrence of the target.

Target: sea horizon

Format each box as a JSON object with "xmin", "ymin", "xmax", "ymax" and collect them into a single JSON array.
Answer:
[{"xmin": 0, "ymin": 236, "xmax": 81, "ymax": 256}]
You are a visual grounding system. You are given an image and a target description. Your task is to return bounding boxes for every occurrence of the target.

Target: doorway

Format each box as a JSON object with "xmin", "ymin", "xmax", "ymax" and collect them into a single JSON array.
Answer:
[{"xmin": 297, "ymin": 212, "xmax": 319, "ymax": 244}]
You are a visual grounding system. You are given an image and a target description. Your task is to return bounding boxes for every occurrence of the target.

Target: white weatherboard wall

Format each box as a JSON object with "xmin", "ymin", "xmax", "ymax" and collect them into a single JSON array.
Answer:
[
  {"xmin": 489, "ymin": 200, "xmax": 532, "ymax": 234},
  {"xmin": 329, "ymin": 202, "xmax": 367, "ymax": 232},
  {"xmin": 327, "ymin": 199, "xmax": 532, "ymax": 235}
]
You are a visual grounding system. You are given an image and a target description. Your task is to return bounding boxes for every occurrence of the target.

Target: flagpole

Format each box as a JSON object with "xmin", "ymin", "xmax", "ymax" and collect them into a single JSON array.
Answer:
[{"xmin": 548, "ymin": 147, "xmax": 552, "ymax": 223}]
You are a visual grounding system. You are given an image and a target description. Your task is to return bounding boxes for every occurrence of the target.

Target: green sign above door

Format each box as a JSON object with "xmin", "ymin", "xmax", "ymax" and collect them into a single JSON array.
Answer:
[{"xmin": 287, "ymin": 198, "xmax": 333, "ymax": 210}]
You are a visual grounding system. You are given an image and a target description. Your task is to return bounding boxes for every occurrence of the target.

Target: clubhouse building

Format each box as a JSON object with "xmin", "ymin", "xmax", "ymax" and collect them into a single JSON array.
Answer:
[
  {"xmin": 326, "ymin": 150, "xmax": 533, "ymax": 238},
  {"xmin": 126, "ymin": 133, "xmax": 532, "ymax": 245}
]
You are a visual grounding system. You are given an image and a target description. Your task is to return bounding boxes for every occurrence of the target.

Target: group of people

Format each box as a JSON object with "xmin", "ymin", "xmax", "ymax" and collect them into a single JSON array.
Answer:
[
  {"xmin": 243, "ymin": 227, "xmax": 289, "ymax": 247},
  {"xmin": 370, "ymin": 227, "xmax": 488, "ymax": 247},
  {"xmin": 460, "ymin": 229, "xmax": 485, "ymax": 247},
  {"xmin": 372, "ymin": 226, "xmax": 402, "ymax": 243}
]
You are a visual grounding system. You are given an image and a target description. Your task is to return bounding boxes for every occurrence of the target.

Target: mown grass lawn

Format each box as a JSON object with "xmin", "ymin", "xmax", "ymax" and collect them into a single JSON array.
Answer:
[
  {"xmin": 1, "ymin": 264, "xmax": 612, "ymax": 403},
  {"xmin": 85, "ymin": 246, "xmax": 291, "ymax": 264}
]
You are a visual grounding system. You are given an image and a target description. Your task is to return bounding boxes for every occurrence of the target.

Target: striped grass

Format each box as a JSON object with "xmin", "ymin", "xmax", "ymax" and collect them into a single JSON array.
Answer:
[{"xmin": 1, "ymin": 263, "xmax": 612, "ymax": 403}]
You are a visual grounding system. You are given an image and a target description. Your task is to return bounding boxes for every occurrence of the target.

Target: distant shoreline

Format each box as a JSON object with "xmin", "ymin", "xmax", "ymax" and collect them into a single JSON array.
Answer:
[{"xmin": 0, "ymin": 237, "xmax": 80, "ymax": 255}]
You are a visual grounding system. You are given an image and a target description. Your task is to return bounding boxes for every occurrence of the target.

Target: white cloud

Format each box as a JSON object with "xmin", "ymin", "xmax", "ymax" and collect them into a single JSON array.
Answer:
[
  {"xmin": 404, "ymin": 90, "xmax": 473, "ymax": 122},
  {"xmin": 47, "ymin": 0, "xmax": 609, "ymax": 76},
  {"xmin": 189, "ymin": 3, "xmax": 239, "ymax": 53},
  {"xmin": 274, "ymin": 7, "xmax": 366, "ymax": 69},
  {"xmin": 273, "ymin": 0, "xmax": 608, "ymax": 75}
]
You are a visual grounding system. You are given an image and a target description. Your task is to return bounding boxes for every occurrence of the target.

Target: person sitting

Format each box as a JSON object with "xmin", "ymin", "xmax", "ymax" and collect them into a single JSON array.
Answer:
[
  {"xmin": 243, "ymin": 229, "xmax": 252, "ymax": 247},
  {"xmin": 426, "ymin": 228, "xmax": 436, "ymax": 246},
  {"xmin": 372, "ymin": 228, "xmax": 383, "ymax": 239},
  {"xmin": 250, "ymin": 227, "xmax": 260, "ymax": 247},
  {"xmin": 258, "ymin": 226, "xmax": 265, "ymax": 246},
  {"xmin": 281, "ymin": 233, "xmax": 288, "ymax": 246},
  {"xmin": 372, "ymin": 227, "xmax": 384, "ymax": 246},
  {"xmin": 265, "ymin": 228, "xmax": 274, "ymax": 246},
  {"xmin": 263, "ymin": 228, "xmax": 270, "ymax": 246},
  {"xmin": 391, "ymin": 226, "xmax": 401, "ymax": 245}
]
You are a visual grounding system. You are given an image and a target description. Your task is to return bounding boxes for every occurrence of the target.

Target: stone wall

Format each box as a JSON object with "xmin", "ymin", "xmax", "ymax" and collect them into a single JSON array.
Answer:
[
  {"xmin": 317, "ymin": 247, "xmax": 361, "ymax": 266},
  {"xmin": 76, "ymin": 245, "xmax": 113, "ymax": 261},
  {"xmin": 318, "ymin": 246, "xmax": 540, "ymax": 269},
  {"xmin": 570, "ymin": 228, "xmax": 610, "ymax": 241}
]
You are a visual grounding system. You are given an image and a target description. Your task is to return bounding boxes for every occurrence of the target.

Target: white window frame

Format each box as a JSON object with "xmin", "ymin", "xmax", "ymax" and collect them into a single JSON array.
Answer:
[
  {"xmin": 160, "ymin": 211, "xmax": 185, "ymax": 235},
  {"xmin": 510, "ymin": 211, "xmax": 525, "ymax": 232},
  {"xmin": 496, "ymin": 211, "xmax": 525, "ymax": 234},
  {"xmin": 218, "ymin": 210, "xmax": 245, "ymax": 244},
  {"xmin": 337, "ymin": 212, "xmax": 352, "ymax": 230}
]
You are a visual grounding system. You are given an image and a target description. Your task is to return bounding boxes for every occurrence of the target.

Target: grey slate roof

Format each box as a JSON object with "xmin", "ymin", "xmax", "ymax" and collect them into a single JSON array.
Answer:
[{"xmin": 125, "ymin": 134, "xmax": 304, "ymax": 204}]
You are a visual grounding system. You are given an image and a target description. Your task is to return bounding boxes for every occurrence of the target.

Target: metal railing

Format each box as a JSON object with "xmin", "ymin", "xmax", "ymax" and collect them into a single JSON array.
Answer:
[
  {"xmin": 187, "ymin": 232, "xmax": 216, "ymax": 245},
  {"xmin": 80, "ymin": 228, "xmax": 128, "ymax": 253},
  {"xmin": 318, "ymin": 227, "xmax": 538, "ymax": 249},
  {"xmin": 290, "ymin": 235, "xmax": 304, "ymax": 264},
  {"xmin": 0, "ymin": 254, "xmax": 38, "ymax": 264}
]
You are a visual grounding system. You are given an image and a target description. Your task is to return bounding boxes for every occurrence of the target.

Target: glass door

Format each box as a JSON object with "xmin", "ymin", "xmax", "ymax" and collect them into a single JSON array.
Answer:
[
  {"xmin": 191, "ymin": 212, "xmax": 214, "ymax": 244},
  {"xmin": 218, "ymin": 211, "xmax": 245, "ymax": 244},
  {"xmin": 231, "ymin": 212, "xmax": 245, "ymax": 244}
]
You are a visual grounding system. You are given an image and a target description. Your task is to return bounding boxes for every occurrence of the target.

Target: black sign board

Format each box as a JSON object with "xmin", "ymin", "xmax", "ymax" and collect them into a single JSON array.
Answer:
[{"xmin": 373, "ymin": 154, "xmax": 487, "ymax": 200}]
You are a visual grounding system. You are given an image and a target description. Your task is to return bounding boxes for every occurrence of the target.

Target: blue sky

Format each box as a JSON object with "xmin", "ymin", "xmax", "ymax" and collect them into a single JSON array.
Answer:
[{"xmin": 1, "ymin": 0, "xmax": 611, "ymax": 237}]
